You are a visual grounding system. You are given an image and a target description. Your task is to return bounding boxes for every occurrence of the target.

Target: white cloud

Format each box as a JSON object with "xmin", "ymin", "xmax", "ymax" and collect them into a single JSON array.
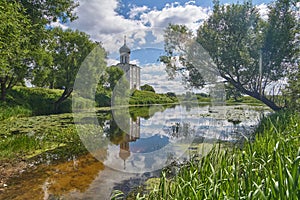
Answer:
[
  {"xmin": 69, "ymin": 0, "xmax": 211, "ymax": 51},
  {"xmin": 49, "ymin": 19, "xmax": 69, "ymax": 30},
  {"xmin": 128, "ymin": 5, "xmax": 149, "ymax": 19},
  {"xmin": 140, "ymin": 63, "xmax": 187, "ymax": 94},
  {"xmin": 139, "ymin": 2, "xmax": 211, "ymax": 41},
  {"xmin": 256, "ymin": 4, "xmax": 269, "ymax": 21},
  {"xmin": 70, "ymin": 0, "xmax": 147, "ymax": 52}
]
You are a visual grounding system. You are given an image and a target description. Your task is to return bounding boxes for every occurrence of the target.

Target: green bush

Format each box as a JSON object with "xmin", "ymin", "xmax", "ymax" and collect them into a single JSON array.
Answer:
[
  {"xmin": 95, "ymin": 93, "xmax": 111, "ymax": 107},
  {"xmin": 129, "ymin": 90, "xmax": 177, "ymax": 105},
  {"xmin": 141, "ymin": 84, "xmax": 156, "ymax": 93}
]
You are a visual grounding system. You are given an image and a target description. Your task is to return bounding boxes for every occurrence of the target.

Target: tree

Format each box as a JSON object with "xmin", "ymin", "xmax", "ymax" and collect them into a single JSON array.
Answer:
[
  {"xmin": 160, "ymin": 24, "xmax": 206, "ymax": 89},
  {"xmin": 95, "ymin": 66, "xmax": 124, "ymax": 107},
  {"xmin": 225, "ymin": 83, "xmax": 242, "ymax": 101},
  {"xmin": 141, "ymin": 84, "xmax": 156, "ymax": 93},
  {"xmin": 105, "ymin": 66, "xmax": 124, "ymax": 91},
  {"xmin": 0, "ymin": 0, "xmax": 79, "ymax": 102},
  {"xmin": 97, "ymin": 66, "xmax": 124, "ymax": 94},
  {"xmin": 161, "ymin": 0, "xmax": 298, "ymax": 111},
  {"xmin": 12, "ymin": 0, "xmax": 78, "ymax": 50},
  {"xmin": 0, "ymin": 1, "xmax": 31, "ymax": 101},
  {"xmin": 286, "ymin": 65, "xmax": 300, "ymax": 110},
  {"xmin": 44, "ymin": 28, "xmax": 102, "ymax": 107}
]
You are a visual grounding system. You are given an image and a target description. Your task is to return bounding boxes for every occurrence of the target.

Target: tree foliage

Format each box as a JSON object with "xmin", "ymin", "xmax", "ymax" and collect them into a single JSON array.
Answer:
[
  {"xmin": 0, "ymin": 1, "xmax": 31, "ymax": 100},
  {"xmin": 161, "ymin": 0, "xmax": 298, "ymax": 111},
  {"xmin": 141, "ymin": 84, "xmax": 156, "ymax": 93},
  {"xmin": 160, "ymin": 24, "xmax": 206, "ymax": 89},
  {"xmin": 48, "ymin": 28, "xmax": 102, "ymax": 106},
  {"xmin": 0, "ymin": 0, "xmax": 79, "ymax": 102}
]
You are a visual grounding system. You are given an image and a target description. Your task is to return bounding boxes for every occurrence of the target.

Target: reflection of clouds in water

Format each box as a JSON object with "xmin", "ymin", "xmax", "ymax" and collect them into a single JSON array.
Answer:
[
  {"xmin": 102, "ymin": 105, "xmax": 270, "ymax": 173},
  {"xmin": 104, "ymin": 142, "xmax": 186, "ymax": 173},
  {"xmin": 138, "ymin": 105, "xmax": 267, "ymax": 141}
]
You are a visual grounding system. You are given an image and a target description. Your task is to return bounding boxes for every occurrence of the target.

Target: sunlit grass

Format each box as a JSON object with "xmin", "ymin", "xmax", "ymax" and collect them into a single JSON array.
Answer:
[
  {"xmin": 0, "ymin": 104, "xmax": 32, "ymax": 121},
  {"xmin": 138, "ymin": 111, "xmax": 300, "ymax": 199}
]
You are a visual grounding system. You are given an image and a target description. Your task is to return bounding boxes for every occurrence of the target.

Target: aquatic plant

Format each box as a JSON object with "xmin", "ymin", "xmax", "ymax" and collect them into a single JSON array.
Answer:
[{"xmin": 141, "ymin": 111, "xmax": 300, "ymax": 199}]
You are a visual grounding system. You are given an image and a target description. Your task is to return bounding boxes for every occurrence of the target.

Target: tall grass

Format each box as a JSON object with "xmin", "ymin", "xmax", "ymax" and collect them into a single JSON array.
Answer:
[
  {"xmin": 0, "ymin": 104, "xmax": 32, "ymax": 121},
  {"xmin": 142, "ymin": 111, "xmax": 300, "ymax": 199}
]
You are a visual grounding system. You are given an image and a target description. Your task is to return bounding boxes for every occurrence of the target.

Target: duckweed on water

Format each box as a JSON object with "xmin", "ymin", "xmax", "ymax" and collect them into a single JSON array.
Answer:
[{"xmin": 0, "ymin": 113, "xmax": 85, "ymax": 160}]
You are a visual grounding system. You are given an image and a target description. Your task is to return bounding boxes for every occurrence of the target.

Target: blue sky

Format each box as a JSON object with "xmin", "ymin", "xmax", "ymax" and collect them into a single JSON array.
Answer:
[
  {"xmin": 116, "ymin": 0, "xmax": 272, "ymax": 18},
  {"xmin": 54, "ymin": 0, "xmax": 276, "ymax": 93}
]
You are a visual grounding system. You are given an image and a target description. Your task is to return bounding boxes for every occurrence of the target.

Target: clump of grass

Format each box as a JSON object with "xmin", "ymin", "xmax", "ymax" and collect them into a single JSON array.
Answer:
[
  {"xmin": 0, "ymin": 135, "xmax": 41, "ymax": 159},
  {"xmin": 226, "ymin": 96, "xmax": 264, "ymax": 105},
  {"xmin": 0, "ymin": 104, "xmax": 32, "ymax": 121},
  {"xmin": 141, "ymin": 111, "xmax": 300, "ymax": 199}
]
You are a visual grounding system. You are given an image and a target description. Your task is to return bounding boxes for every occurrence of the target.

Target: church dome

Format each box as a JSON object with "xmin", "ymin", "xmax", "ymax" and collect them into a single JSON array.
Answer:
[
  {"xmin": 119, "ymin": 43, "xmax": 130, "ymax": 54},
  {"xmin": 119, "ymin": 36, "xmax": 130, "ymax": 54}
]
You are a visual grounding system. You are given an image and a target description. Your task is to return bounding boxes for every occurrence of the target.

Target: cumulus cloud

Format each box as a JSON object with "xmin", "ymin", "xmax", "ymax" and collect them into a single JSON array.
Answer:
[
  {"xmin": 140, "ymin": 2, "xmax": 210, "ymax": 28},
  {"xmin": 69, "ymin": 0, "xmax": 211, "ymax": 51},
  {"xmin": 128, "ymin": 5, "xmax": 149, "ymax": 19},
  {"xmin": 139, "ymin": 2, "xmax": 211, "ymax": 42},
  {"xmin": 141, "ymin": 63, "xmax": 187, "ymax": 94},
  {"xmin": 69, "ymin": 0, "xmax": 146, "ymax": 52},
  {"xmin": 256, "ymin": 4, "xmax": 269, "ymax": 21}
]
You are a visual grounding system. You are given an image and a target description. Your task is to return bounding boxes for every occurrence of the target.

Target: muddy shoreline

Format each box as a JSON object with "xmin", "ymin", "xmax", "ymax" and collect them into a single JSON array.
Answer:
[{"xmin": 0, "ymin": 153, "xmax": 162, "ymax": 200}]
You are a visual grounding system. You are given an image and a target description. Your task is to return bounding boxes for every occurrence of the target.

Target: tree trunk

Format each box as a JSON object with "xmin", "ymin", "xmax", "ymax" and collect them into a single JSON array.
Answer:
[
  {"xmin": 256, "ymin": 95, "xmax": 282, "ymax": 111},
  {"xmin": 0, "ymin": 83, "xmax": 6, "ymax": 101},
  {"xmin": 228, "ymin": 79, "xmax": 282, "ymax": 111},
  {"xmin": 54, "ymin": 87, "xmax": 73, "ymax": 112}
]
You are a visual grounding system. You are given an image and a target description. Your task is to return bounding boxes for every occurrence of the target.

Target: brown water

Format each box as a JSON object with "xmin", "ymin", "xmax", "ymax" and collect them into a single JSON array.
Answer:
[{"xmin": 0, "ymin": 104, "xmax": 270, "ymax": 199}]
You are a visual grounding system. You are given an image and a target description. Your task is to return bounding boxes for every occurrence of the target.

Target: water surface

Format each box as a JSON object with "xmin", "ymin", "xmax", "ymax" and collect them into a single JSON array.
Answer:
[{"xmin": 0, "ymin": 104, "xmax": 270, "ymax": 199}]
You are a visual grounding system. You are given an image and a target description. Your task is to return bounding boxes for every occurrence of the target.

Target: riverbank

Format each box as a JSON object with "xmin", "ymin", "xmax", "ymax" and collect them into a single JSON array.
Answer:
[
  {"xmin": 131, "ymin": 111, "xmax": 299, "ymax": 199},
  {"xmin": 1, "ymin": 86, "xmax": 265, "ymax": 122}
]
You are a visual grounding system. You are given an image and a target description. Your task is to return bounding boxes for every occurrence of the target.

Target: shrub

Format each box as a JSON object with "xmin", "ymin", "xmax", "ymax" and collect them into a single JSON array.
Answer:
[{"xmin": 141, "ymin": 84, "xmax": 155, "ymax": 93}]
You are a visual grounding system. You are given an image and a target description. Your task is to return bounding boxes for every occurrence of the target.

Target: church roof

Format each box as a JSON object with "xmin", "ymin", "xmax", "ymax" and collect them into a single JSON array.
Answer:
[
  {"xmin": 119, "ymin": 36, "xmax": 130, "ymax": 54},
  {"xmin": 119, "ymin": 43, "xmax": 130, "ymax": 54},
  {"xmin": 119, "ymin": 149, "xmax": 130, "ymax": 161}
]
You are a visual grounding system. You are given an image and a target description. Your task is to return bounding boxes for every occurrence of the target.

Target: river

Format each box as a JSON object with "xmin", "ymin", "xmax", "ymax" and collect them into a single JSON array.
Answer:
[{"xmin": 0, "ymin": 104, "xmax": 270, "ymax": 200}]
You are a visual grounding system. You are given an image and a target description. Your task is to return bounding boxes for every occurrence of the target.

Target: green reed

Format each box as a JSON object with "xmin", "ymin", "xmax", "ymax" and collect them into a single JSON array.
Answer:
[{"xmin": 141, "ymin": 111, "xmax": 300, "ymax": 200}]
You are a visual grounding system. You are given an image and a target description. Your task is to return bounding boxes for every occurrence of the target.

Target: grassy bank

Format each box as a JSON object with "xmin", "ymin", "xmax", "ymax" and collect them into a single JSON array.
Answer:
[
  {"xmin": 0, "ymin": 86, "xmax": 72, "ymax": 120},
  {"xmin": 135, "ymin": 111, "xmax": 300, "ymax": 199},
  {"xmin": 129, "ymin": 90, "xmax": 178, "ymax": 105},
  {"xmin": 226, "ymin": 96, "xmax": 265, "ymax": 105}
]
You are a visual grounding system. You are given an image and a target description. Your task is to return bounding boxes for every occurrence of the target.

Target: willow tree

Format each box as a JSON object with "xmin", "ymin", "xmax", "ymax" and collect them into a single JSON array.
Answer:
[{"xmin": 161, "ymin": 0, "xmax": 298, "ymax": 111}]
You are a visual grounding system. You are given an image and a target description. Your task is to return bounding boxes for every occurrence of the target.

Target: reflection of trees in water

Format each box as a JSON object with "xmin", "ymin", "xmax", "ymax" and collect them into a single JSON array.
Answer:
[
  {"xmin": 129, "ymin": 104, "xmax": 176, "ymax": 120},
  {"xmin": 105, "ymin": 119, "xmax": 126, "ymax": 145},
  {"xmin": 165, "ymin": 122, "xmax": 196, "ymax": 139},
  {"xmin": 97, "ymin": 105, "xmax": 177, "ymax": 144},
  {"xmin": 97, "ymin": 110, "xmax": 140, "ymax": 145}
]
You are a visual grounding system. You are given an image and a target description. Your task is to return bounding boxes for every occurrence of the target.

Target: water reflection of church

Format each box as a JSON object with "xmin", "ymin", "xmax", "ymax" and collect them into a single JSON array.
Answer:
[{"xmin": 118, "ymin": 117, "xmax": 140, "ymax": 169}]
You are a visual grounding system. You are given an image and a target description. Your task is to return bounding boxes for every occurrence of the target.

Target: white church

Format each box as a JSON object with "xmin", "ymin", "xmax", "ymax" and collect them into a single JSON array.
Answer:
[{"xmin": 116, "ymin": 37, "xmax": 141, "ymax": 90}]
